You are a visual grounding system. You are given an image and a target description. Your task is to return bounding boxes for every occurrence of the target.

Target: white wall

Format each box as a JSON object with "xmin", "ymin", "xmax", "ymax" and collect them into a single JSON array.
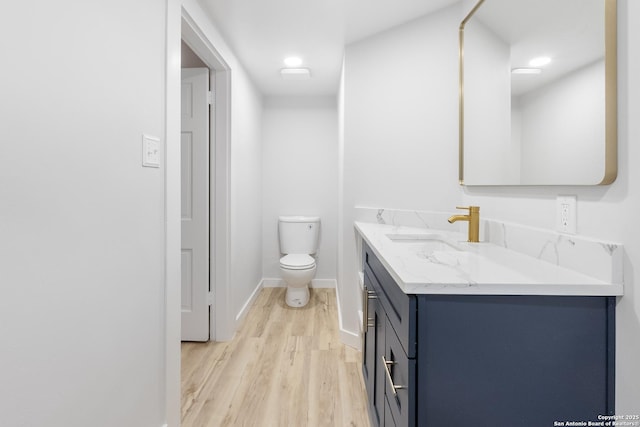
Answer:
[
  {"xmin": 338, "ymin": 60, "xmax": 347, "ymax": 340},
  {"xmin": 464, "ymin": 19, "xmax": 513, "ymax": 184},
  {"xmin": 340, "ymin": 5, "xmax": 463, "ymax": 340},
  {"xmin": 0, "ymin": 1, "xmax": 168, "ymax": 426},
  {"xmin": 181, "ymin": 0, "xmax": 264, "ymax": 331},
  {"xmin": 262, "ymin": 97, "xmax": 339, "ymax": 283},
  {"xmin": 229, "ymin": 74, "xmax": 263, "ymax": 321},
  {"xmin": 518, "ymin": 60, "xmax": 605, "ymax": 184}
]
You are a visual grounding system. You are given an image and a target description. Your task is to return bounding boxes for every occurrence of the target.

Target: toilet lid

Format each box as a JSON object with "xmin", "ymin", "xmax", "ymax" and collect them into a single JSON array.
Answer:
[{"xmin": 280, "ymin": 254, "xmax": 315, "ymax": 269}]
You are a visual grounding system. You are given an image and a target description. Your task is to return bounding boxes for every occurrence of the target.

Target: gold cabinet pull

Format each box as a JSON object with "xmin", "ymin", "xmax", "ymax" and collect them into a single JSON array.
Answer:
[{"xmin": 382, "ymin": 356, "xmax": 406, "ymax": 397}]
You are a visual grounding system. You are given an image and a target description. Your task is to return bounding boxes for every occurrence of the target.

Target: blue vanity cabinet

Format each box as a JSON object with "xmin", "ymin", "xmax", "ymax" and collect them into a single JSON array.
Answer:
[
  {"xmin": 362, "ymin": 266, "xmax": 388, "ymax": 427},
  {"xmin": 361, "ymin": 242, "xmax": 616, "ymax": 427}
]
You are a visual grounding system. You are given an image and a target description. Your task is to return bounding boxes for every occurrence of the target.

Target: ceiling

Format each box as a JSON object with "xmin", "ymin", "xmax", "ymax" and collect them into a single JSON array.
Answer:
[{"xmin": 198, "ymin": 0, "xmax": 459, "ymax": 97}]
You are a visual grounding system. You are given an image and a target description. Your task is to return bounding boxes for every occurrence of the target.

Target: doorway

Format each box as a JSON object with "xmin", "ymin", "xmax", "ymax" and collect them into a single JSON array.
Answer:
[
  {"xmin": 180, "ymin": 11, "xmax": 233, "ymax": 343},
  {"xmin": 180, "ymin": 46, "xmax": 211, "ymax": 341}
]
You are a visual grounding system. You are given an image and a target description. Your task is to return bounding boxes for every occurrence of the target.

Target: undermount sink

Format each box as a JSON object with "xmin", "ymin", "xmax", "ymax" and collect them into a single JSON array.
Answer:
[
  {"xmin": 385, "ymin": 233, "xmax": 445, "ymax": 241},
  {"xmin": 385, "ymin": 233, "xmax": 461, "ymax": 253}
]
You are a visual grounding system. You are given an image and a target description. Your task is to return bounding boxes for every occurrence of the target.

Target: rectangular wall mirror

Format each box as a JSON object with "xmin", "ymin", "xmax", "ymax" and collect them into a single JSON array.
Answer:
[{"xmin": 459, "ymin": 0, "xmax": 617, "ymax": 186}]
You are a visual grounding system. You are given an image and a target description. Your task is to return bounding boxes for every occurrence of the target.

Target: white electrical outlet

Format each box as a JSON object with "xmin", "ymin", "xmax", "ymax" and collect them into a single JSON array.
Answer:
[{"xmin": 556, "ymin": 195, "xmax": 577, "ymax": 234}]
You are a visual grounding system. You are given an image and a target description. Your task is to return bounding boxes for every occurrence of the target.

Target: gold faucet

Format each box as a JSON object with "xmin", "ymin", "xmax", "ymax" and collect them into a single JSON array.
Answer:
[{"xmin": 448, "ymin": 206, "xmax": 480, "ymax": 242}]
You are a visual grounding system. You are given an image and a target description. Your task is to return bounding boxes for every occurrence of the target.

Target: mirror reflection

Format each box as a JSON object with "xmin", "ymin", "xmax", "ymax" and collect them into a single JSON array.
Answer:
[{"xmin": 460, "ymin": 0, "xmax": 616, "ymax": 185}]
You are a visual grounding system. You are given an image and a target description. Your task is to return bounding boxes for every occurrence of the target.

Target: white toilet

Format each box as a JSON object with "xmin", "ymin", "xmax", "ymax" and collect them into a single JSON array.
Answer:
[{"xmin": 278, "ymin": 216, "xmax": 320, "ymax": 307}]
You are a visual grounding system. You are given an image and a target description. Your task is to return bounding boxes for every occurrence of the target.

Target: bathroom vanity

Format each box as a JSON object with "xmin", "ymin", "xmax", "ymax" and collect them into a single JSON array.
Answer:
[{"xmin": 356, "ymin": 219, "xmax": 622, "ymax": 427}]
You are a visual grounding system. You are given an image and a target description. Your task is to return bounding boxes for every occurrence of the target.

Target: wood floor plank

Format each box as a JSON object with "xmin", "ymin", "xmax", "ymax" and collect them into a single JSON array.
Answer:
[
  {"xmin": 308, "ymin": 349, "xmax": 342, "ymax": 426},
  {"xmin": 181, "ymin": 341, "xmax": 230, "ymax": 418},
  {"xmin": 181, "ymin": 288, "xmax": 371, "ymax": 427},
  {"xmin": 338, "ymin": 360, "xmax": 371, "ymax": 426}
]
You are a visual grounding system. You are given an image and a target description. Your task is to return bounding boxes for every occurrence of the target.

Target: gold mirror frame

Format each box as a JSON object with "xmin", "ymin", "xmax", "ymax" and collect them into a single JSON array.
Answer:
[{"xmin": 458, "ymin": 0, "xmax": 617, "ymax": 186}]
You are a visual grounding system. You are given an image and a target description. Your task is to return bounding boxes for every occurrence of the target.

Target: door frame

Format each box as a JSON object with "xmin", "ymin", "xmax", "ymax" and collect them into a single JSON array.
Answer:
[
  {"xmin": 163, "ymin": 4, "xmax": 234, "ymax": 425},
  {"xmin": 181, "ymin": 8, "xmax": 233, "ymax": 342}
]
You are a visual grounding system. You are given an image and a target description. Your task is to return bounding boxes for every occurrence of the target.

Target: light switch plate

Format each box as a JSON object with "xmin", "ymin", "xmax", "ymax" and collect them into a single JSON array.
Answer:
[
  {"xmin": 556, "ymin": 195, "xmax": 577, "ymax": 234},
  {"xmin": 142, "ymin": 134, "xmax": 160, "ymax": 168}
]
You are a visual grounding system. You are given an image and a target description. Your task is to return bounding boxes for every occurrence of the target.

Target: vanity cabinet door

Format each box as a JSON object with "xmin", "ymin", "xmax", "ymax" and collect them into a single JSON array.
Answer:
[
  {"xmin": 362, "ymin": 275, "xmax": 375, "ymax": 406},
  {"xmin": 363, "ymin": 267, "xmax": 388, "ymax": 427},
  {"xmin": 373, "ymin": 300, "xmax": 388, "ymax": 427},
  {"xmin": 383, "ymin": 396, "xmax": 398, "ymax": 427}
]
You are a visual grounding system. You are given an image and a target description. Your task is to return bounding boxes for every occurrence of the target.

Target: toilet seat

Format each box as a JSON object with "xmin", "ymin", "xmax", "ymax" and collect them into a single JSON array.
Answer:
[{"xmin": 280, "ymin": 254, "xmax": 315, "ymax": 270}]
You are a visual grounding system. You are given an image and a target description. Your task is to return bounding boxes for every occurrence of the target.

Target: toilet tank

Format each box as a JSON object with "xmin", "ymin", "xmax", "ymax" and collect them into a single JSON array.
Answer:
[{"xmin": 278, "ymin": 216, "xmax": 320, "ymax": 254}]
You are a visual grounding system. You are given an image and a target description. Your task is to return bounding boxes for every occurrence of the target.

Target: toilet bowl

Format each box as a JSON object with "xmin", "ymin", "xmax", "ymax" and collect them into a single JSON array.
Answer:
[
  {"xmin": 279, "ymin": 254, "xmax": 316, "ymax": 307},
  {"xmin": 278, "ymin": 216, "xmax": 320, "ymax": 308}
]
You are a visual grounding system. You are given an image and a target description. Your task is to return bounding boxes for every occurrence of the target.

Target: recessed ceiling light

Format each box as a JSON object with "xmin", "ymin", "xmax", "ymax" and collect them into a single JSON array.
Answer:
[
  {"xmin": 284, "ymin": 56, "xmax": 303, "ymax": 67},
  {"xmin": 529, "ymin": 56, "xmax": 551, "ymax": 67},
  {"xmin": 512, "ymin": 68, "xmax": 542, "ymax": 75},
  {"xmin": 280, "ymin": 68, "xmax": 311, "ymax": 80}
]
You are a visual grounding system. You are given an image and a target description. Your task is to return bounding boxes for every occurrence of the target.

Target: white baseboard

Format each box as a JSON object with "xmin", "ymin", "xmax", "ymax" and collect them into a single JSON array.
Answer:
[
  {"xmin": 340, "ymin": 328, "xmax": 361, "ymax": 350},
  {"xmin": 262, "ymin": 278, "xmax": 336, "ymax": 289},
  {"xmin": 262, "ymin": 278, "xmax": 284, "ymax": 288},
  {"xmin": 312, "ymin": 278, "xmax": 336, "ymax": 288},
  {"xmin": 335, "ymin": 282, "xmax": 362, "ymax": 350},
  {"xmin": 235, "ymin": 280, "xmax": 263, "ymax": 324}
]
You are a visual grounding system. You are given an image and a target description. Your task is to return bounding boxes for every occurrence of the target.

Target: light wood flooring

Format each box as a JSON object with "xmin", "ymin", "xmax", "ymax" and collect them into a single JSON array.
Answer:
[{"xmin": 181, "ymin": 287, "xmax": 371, "ymax": 427}]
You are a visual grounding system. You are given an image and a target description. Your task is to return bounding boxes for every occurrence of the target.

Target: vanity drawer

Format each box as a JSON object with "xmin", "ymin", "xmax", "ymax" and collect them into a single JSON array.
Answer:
[
  {"xmin": 384, "ymin": 316, "xmax": 416, "ymax": 427},
  {"xmin": 364, "ymin": 243, "xmax": 417, "ymax": 358}
]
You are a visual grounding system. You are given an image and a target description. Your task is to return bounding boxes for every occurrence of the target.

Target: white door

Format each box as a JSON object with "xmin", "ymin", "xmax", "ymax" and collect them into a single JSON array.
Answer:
[{"xmin": 181, "ymin": 67, "xmax": 210, "ymax": 342}]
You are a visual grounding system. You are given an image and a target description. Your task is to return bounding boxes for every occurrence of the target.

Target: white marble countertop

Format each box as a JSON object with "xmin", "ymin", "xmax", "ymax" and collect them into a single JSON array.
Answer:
[{"xmin": 355, "ymin": 221, "xmax": 623, "ymax": 296}]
